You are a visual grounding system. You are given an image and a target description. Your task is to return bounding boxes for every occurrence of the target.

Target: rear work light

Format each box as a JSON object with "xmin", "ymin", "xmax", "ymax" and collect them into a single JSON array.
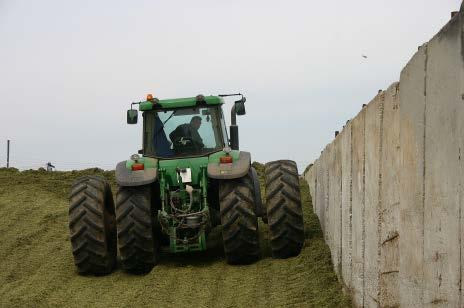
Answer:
[
  {"xmin": 132, "ymin": 163, "xmax": 144, "ymax": 171},
  {"xmin": 220, "ymin": 155, "xmax": 233, "ymax": 164}
]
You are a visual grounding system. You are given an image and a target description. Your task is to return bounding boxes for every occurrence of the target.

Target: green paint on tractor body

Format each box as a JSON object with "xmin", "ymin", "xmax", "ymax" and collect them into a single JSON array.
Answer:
[
  {"xmin": 157, "ymin": 156, "xmax": 210, "ymax": 252},
  {"xmin": 157, "ymin": 162, "xmax": 209, "ymax": 253},
  {"xmin": 124, "ymin": 150, "xmax": 240, "ymax": 253}
]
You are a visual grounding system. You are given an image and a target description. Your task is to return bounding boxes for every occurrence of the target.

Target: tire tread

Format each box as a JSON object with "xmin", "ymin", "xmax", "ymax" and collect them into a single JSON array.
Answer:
[
  {"xmin": 264, "ymin": 160, "xmax": 304, "ymax": 259},
  {"xmin": 68, "ymin": 176, "xmax": 116, "ymax": 275},
  {"xmin": 219, "ymin": 175, "xmax": 260, "ymax": 264},
  {"xmin": 115, "ymin": 185, "xmax": 159, "ymax": 273}
]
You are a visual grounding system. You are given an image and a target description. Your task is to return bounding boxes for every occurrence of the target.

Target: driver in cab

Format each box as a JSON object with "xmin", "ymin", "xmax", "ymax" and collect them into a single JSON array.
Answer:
[{"xmin": 169, "ymin": 116, "xmax": 205, "ymax": 151}]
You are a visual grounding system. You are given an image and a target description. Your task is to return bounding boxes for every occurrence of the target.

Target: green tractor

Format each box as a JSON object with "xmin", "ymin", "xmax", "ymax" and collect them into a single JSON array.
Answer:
[{"xmin": 68, "ymin": 93, "xmax": 304, "ymax": 274}]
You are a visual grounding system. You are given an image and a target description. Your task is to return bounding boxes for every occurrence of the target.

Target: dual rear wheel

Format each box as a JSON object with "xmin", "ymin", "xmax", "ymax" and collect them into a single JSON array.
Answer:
[
  {"xmin": 69, "ymin": 176, "xmax": 117, "ymax": 275},
  {"xmin": 69, "ymin": 177, "xmax": 159, "ymax": 275},
  {"xmin": 219, "ymin": 160, "xmax": 305, "ymax": 264}
]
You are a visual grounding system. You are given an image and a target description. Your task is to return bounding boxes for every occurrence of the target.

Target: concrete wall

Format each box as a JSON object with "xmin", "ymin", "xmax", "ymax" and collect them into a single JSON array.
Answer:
[{"xmin": 303, "ymin": 8, "xmax": 464, "ymax": 307}]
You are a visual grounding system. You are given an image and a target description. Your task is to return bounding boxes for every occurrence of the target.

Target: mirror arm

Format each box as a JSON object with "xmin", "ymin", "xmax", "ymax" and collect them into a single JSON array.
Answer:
[
  {"xmin": 131, "ymin": 102, "xmax": 141, "ymax": 110},
  {"xmin": 231, "ymin": 104, "xmax": 237, "ymax": 126}
]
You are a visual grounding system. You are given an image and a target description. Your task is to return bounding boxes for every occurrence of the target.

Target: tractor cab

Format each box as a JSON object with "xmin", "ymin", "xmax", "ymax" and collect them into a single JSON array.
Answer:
[
  {"xmin": 127, "ymin": 94, "xmax": 246, "ymax": 155},
  {"xmin": 144, "ymin": 105, "xmax": 228, "ymax": 158}
]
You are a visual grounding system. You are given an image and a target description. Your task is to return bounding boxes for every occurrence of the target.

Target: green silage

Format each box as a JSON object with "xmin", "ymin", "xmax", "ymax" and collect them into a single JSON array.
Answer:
[{"xmin": 0, "ymin": 167, "xmax": 350, "ymax": 307}]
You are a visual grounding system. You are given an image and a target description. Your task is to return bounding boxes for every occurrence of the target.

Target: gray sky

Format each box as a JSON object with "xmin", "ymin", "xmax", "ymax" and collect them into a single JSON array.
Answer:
[{"xmin": 0, "ymin": 0, "xmax": 460, "ymax": 171}]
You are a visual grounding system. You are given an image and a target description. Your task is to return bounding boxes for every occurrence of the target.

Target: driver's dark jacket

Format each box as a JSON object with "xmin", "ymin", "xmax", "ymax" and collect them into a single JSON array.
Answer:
[{"xmin": 169, "ymin": 123, "xmax": 204, "ymax": 149}]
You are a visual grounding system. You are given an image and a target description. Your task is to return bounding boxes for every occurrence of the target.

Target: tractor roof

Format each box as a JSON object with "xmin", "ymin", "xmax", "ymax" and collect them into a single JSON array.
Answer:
[{"xmin": 139, "ymin": 95, "xmax": 224, "ymax": 111}]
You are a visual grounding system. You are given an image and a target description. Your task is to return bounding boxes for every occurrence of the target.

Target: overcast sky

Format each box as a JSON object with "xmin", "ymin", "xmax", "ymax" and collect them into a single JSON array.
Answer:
[{"xmin": 0, "ymin": 0, "xmax": 461, "ymax": 171}]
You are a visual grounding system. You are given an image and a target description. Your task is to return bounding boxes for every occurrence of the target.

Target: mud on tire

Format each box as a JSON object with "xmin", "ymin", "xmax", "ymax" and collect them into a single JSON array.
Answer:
[
  {"xmin": 265, "ymin": 160, "xmax": 304, "ymax": 258},
  {"xmin": 69, "ymin": 176, "xmax": 117, "ymax": 275},
  {"xmin": 219, "ymin": 175, "xmax": 260, "ymax": 264},
  {"xmin": 116, "ymin": 185, "xmax": 160, "ymax": 273}
]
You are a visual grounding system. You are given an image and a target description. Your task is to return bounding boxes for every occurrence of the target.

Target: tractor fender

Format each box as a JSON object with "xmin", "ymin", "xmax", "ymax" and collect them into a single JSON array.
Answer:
[
  {"xmin": 115, "ymin": 161, "xmax": 158, "ymax": 187},
  {"xmin": 207, "ymin": 151, "xmax": 251, "ymax": 180}
]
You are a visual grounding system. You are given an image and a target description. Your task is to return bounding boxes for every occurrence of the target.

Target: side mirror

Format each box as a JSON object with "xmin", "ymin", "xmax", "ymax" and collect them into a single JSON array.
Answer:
[
  {"xmin": 234, "ymin": 98, "xmax": 246, "ymax": 116},
  {"xmin": 127, "ymin": 109, "xmax": 138, "ymax": 124}
]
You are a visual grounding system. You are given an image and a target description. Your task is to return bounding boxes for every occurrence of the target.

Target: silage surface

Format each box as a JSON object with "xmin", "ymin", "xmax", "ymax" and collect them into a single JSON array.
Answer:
[{"xmin": 0, "ymin": 167, "xmax": 351, "ymax": 307}]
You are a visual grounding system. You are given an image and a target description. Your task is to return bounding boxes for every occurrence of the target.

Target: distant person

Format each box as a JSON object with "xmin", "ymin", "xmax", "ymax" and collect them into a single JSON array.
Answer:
[
  {"xmin": 46, "ymin": 162, "xmax": 55, "ymax": 171},
  {"xmin": 169, "ymin": 116, "xmax": 204, "ymax": 151}
]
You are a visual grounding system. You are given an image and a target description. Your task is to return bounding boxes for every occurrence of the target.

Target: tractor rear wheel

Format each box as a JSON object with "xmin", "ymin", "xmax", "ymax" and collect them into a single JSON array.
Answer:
[
  {"xmin": 265, "ymin": 160, "xmax": 304, "ymax": 258},
  {"xmin": 69, "ymin": 176, "xmax": 117, "ymax": 275},
  {"xmin": 219, "ymin": 175, "xmax": 260, "ymax": 264},
  {"xmin": 116, "ymin": 185, "xmax": 160, "ymax": 273}
]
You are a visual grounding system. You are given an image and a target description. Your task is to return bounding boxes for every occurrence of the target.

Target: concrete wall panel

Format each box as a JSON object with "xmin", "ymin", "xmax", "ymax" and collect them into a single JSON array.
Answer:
[
  {"xmin": 327, "ymin": 144, "xmax": 334, "ymax": 261},
  {"xmin": 351, "ymin": 110, "xmax": 366, "ymax": 307},
  {"xmin": 313, "ymin": 161, "xmax": 317, "ymax": 213},
  {"xmin": 398, "ymin": 44, "xmax": 427, "ymax": 307},
  {"xmin": 320, "ymin": 148, "xmax": 328, "ymax": 234},
  {"xmin": 316, "ymin": 151, "xmax": 325, "ymax": 231},
  {"xmin": 324, "ymin": 145, "xmax": 332, "ymax": 246},
  {"xmin": 460, "ymin": 15, "xmax": 464, "ymax": 307},
  {"xmin": 364, "ymin": 94, "xmax": 384, "ymax": 307},
  {"xmin": 423, "ymin": 14, "xmax": 463, "ymax": 307},
  {"xmin": 306, "ymin": 162, "xmax": 316, "ymax": 206},
  {"xmin": 340, "ymin": 122, "xmax": 353, "ymax": 289},
  {"xmin": 379, "ymin": 82, "xmax": 400, "ymax": 307},
  {"xmin": 329, "ymin": 136, "xmax": 343, "ymax": 277},
  {"xmin": 308, "ymin": 159, "xmax": 318, "ymax": 212}
]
